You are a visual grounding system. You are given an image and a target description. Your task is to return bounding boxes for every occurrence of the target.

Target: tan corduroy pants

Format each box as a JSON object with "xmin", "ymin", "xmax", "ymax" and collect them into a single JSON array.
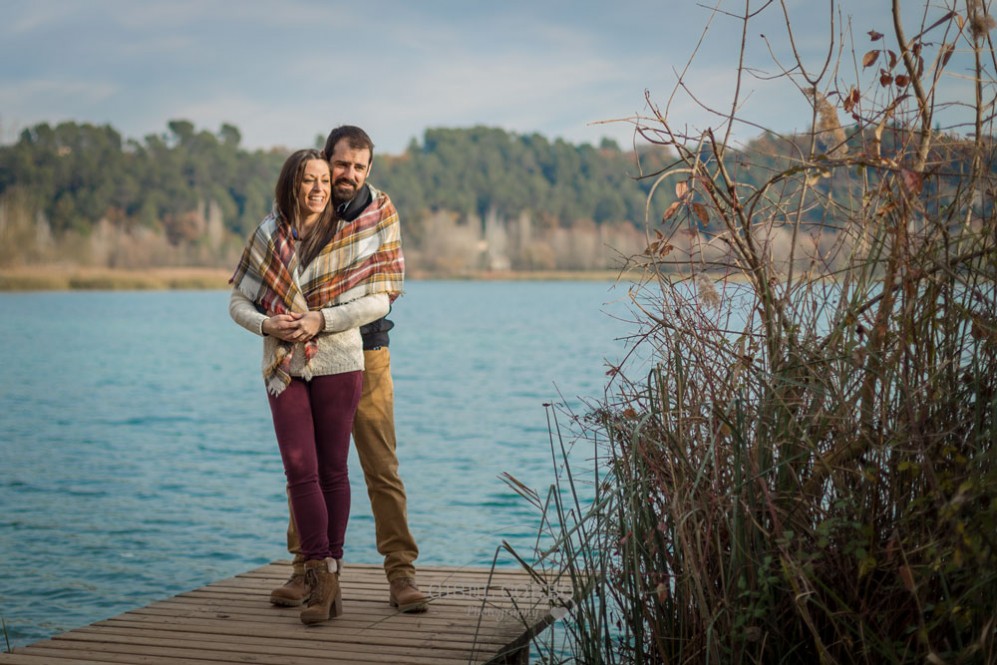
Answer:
[{"xmin": 287, "ymin": 347, "xmax": 419, "ymax": 581}]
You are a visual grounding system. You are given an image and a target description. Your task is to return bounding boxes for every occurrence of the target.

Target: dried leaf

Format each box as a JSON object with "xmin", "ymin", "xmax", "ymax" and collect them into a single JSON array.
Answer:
[
  {"xmin": 675, "ymin": 181, "xmax": 689, "ymax": 198},
  {"xmin": 880, "ymin": 72, "xmax": 894, "ymax": 87},
  {"xmin": 691, "ymin": 202, "xmax": 709, "ymax": 225},
  {"xmin": 895, "ymin": 74, "xmax": 910, "ymax": 87},
  {"xmin": 646, "ymin": 239, "xmax": 675, "ymax": 257},
  {"xmin": 868, "ymin": 30, "xmax": 884, "ymax": 41},
  {"xmin": 863, "ymin": 50, "xmax": 880, "ymax": 67},
  {"xmin": 887, "ymin": 49, "xmax": 898, "ymax": 69},
  {"xmin": 878, "ymin": 200, "xmax": 898, "ymax": 217},
  {"xmin": 843, "ymin": 87, "xmax": 860, "ymax": 113},
  {"xmin": 901, "ymin": 168, "xmax": 924, "ymax": 195},
  {"xmin": 694, "ymin": 174, "xmax": 714, "ymax": 193},
  {"xmin": 662, "ymin": 200, "xmax": 681, "ymax": 222},
  {"xmin": 972, "ymin": 319, "xmax": 984, "ymax": 340},
  {"xmin": 941, "ymin": 43, "xmax": 956, "ymax": 67},
  {"xmin": 656, "ymin": 582, "xmax": 668, "ymax": 603}
]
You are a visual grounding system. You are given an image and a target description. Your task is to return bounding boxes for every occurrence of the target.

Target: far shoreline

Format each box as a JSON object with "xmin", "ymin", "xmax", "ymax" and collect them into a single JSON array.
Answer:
[{"xmin": 0, "ymin": 266, "xmax": 643, "ymax": 292}]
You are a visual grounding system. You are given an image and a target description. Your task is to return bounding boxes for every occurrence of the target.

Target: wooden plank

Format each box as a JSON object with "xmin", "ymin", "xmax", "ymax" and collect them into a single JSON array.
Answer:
[
  {"xmin": 0, "ymin": 562, "xmax": 573, "ymax": 665},
  {"xmin": 0, "ymin": 657, "xmax": 111, "ymax": 665},
  {"xmin": 49, "ymin": 630, "xmax": 470, "ymax": 665}
]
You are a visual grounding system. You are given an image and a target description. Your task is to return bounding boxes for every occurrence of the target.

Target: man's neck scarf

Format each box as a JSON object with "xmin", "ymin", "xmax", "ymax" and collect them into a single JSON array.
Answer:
[{"xmin": 230, "ymin": 187, "xmax": 404, "ymax": 395}]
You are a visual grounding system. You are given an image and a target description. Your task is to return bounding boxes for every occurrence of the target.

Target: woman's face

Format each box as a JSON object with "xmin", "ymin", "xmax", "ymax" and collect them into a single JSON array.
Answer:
[{"xmin": 297, "ymin": 159, "xmax": 331, "ymax": 220}]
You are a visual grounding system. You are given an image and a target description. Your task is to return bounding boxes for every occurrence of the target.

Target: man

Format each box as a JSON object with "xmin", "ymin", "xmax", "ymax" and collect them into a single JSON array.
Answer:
[{"xmin": 269, "ymin": 125, "xmax": 429, "ymax": 613}]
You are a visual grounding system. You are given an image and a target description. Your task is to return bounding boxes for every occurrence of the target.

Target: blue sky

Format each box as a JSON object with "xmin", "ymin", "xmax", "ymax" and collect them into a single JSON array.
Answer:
[{"xmin": 0, "ymin": 0, "xmax": 979, "ymax": 155}]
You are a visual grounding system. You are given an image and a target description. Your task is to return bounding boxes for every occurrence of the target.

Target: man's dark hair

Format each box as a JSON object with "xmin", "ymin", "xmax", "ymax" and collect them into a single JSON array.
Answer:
[{"xmin": 323, "ymin": 125, "xmax": 374, "ymax": 161}]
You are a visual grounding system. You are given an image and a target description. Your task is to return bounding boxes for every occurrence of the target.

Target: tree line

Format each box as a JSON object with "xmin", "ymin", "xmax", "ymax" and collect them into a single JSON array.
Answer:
[{"xmin": 0, "ymin": 118, "xmax": 982, "ymax": 273}]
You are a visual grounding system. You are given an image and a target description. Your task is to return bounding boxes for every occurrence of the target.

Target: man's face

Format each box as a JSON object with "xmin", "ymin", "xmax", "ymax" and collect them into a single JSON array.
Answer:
[{"xmin": 328, "ymin": 140, "xmax": 372, "ymax": 205}]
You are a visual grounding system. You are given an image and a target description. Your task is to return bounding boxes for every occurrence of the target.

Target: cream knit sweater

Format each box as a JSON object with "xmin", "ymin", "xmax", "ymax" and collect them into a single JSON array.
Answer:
[{"xmin": 228, "ymin": 289, "xmax": 390, "ymax": 380}]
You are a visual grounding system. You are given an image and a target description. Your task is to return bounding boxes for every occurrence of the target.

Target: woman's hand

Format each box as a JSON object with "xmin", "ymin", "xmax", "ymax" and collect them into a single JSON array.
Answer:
[{"xmin": 262, "ymin": 312, "xmax": 324, "ymax": 343}]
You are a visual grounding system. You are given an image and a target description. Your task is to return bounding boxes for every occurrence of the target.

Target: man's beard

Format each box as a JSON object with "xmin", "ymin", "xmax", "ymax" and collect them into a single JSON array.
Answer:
[{"xmin": 332, "ymin": 180, "xmax": 358, "ymax": 205}]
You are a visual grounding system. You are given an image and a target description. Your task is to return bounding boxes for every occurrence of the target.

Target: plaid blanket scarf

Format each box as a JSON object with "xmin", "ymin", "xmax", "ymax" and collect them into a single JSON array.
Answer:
[{"xmin": 230, "ymin": 187, "xmax": 404, "ymax": 395}]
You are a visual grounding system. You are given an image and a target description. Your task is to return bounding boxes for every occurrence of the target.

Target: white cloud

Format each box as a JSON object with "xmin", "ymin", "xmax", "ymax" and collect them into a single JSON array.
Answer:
[{"xmin": 0, "ymin": 0, "xmax": 981, "ymax": 153}]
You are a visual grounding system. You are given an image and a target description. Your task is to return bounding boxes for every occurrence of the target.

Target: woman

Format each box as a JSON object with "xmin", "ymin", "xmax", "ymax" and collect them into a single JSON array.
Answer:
[{"xmin": 228, "ymin": 148, "xmax": 403, "ymax": 624}]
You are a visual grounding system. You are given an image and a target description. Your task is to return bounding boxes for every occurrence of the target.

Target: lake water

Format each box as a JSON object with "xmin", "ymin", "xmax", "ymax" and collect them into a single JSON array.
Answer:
[{"xmin": 0, "ymin": 280, "xmax": 636, "ymax": 649}]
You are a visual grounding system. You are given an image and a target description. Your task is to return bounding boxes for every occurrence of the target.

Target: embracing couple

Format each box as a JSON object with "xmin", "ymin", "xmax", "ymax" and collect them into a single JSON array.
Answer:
[{"xmin": 228, "ymin": 125, "xmax": 428, "ymax": 625}]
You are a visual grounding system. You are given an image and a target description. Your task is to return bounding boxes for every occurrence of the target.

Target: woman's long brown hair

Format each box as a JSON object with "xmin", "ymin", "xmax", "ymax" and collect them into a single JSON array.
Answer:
[{"xmin": 273, "ymin": 148, "xmax": 339, "ymax": 267}]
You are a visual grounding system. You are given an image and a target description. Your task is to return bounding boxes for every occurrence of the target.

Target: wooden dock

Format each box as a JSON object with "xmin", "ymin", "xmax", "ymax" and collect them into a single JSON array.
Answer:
[{"xmin": 0, "ymin": 561, "xmax": 574, "ymax": 664}]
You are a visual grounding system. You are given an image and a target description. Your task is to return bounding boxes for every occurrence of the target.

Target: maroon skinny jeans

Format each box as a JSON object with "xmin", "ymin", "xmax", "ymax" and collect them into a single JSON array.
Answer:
[{"xmin": 267, "ymin": 371, "xmax": 363, "ymax": 561}]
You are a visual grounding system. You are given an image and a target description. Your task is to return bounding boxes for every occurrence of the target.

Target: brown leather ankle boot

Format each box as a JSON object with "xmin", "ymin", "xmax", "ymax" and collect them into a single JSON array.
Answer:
[
  {"xmin": 269, "ymin": 570, "xmax": 311, "ymax": 607},
  {"xmin": 389, "ymin": 576, "xmax": 429, "ymax": 613},
  {"xmin": 300, "ymin": 558, "xmax": 342, "ymax": 624}
]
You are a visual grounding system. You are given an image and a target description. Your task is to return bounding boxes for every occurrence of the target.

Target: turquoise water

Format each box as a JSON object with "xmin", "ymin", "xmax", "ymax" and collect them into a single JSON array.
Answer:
[{"xmin": 0, "ymin": 280, "xmax": 634, "ymax": 648}]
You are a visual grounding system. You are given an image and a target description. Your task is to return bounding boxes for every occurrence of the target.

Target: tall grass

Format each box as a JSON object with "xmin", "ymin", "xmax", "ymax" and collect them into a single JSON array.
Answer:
[{"xmin": 505, "ymin": 3, "xmax": 995, "ymax": 663}]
